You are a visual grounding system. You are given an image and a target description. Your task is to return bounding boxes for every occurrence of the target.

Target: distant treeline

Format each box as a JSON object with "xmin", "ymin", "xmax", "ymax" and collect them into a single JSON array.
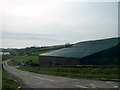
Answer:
[{"xmin": 2, "ymin": 43, "xmax": 72, "ymax": 57}]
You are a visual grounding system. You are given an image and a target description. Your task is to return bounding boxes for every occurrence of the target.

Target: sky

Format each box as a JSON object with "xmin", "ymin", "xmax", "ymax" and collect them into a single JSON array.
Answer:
[{"xmin": 0, "ymin": 0, "xmax": 119, "ymax": 48}]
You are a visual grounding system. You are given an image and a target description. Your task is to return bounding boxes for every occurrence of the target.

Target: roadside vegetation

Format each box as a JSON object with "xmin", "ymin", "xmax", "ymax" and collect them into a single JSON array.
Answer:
[
  {"xmin": 2, "ymin": 54, "xmax": 21, "ymax": 90},
  {"xmin": 2, "ymin": 69, "xmax": 20, "ymax": 90},
  {"xmin": 18, "ymin": 65, "xmax": 120, "ymax": 80},
  {"xmin": 0, "ymin": 70, "xmax": 2, "ymax": 89}
]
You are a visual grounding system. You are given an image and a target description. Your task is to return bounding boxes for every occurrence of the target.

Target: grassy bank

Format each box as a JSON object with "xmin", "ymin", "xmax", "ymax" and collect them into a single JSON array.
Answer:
[
  {"xmin": 0, "ymin": 70, "xmax": 2, "ymax": 89},
  {"xmin": 18, "ymin": 66, "xmax": 120, "ymax": 80},
  {"xmin": 8, "ymin": 55, "xmax": 38, "ymax": 66},
  {"xmin": 2, "ymin": 69, "xmax": 20, "ymax": 90}
]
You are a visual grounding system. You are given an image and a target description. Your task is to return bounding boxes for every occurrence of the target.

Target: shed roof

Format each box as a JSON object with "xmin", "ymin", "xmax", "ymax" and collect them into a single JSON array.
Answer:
[{"xmin": 40, "ymin": 37, "xmax": 119, "ymax": 58}]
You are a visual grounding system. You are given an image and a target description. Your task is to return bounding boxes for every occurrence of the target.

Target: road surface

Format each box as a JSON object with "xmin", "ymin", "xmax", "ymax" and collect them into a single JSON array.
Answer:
[{"xmin": 3, "ymin": 60, "xmax": 119, "ymax": 88}]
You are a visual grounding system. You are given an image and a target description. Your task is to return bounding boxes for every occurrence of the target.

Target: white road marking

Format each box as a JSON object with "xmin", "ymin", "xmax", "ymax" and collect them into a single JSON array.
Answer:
[
  {"xmin": 75, "ymin": 85, "xmax": 88, "ymax": 88},
  {"xmin": 18, "ymin": 86, "xmax": 21, "ymax": 88},
  {"xmin": 90, "ymin": 84, "xmax": 94, "ymax": 86},
  {"xmin": 16, "ymin": 86, "xmax": 21, "ymax": 90},
  {"xmin": 90, "ymin": 84, "xmax": 96, "ymax": 88},
  {"xmin": 106, "ymin": 81, "xmax": 113, "ymax": 83},
  {"xmin": 113, "ymin": 86, "xmax": 118, "ymax": 88},
  {"xmin": 33, "ymin": 76, "xmax": 54, "ymax": 82},
  {"xmin": 72, "ymin": 79, "xmax": 78, "ymax": 80}
]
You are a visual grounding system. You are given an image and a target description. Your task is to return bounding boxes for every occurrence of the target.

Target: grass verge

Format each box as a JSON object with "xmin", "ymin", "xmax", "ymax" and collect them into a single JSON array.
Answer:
[
  {"xmin": 0, "ymin": 70, "xmax": 2, "ymax": 90},
  {"xmin": 2, "ymin": 69, "xmax": 20, "ymax": 90},
  {"xmin": 18, "ymin": 66, "xmax": 120, "ymax": 80}
]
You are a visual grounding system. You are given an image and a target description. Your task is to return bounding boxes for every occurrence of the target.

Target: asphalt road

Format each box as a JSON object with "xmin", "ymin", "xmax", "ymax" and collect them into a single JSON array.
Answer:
[{"xmin": 3, "ymin": 60, "xmax": 119, "ymax": 89}]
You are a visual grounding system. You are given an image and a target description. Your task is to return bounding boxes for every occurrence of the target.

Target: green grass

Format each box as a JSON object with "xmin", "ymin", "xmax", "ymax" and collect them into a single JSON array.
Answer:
[
  {"xmin": 8, "ymin": 56, "xmax": 38, "ymax": 66},
  {"xmin": 18, "ymin": 66, "xmax": 120, "ymax": 80},
  {"xmin": 2, "ymin": 69, "xmax": 20, "ymax": 90},
  {"xmin": 0, "ymin": 70, "xmax": 2, "ymax": 90}
]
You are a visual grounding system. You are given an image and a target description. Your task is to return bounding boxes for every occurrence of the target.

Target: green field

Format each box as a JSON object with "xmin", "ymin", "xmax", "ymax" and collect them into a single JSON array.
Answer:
[
  {"xmin": 8, "ymin": 56, "xmax": 39, "ymax": 66},
  {"xmin": 2, "ymin": 69, "xmax": 20, "ymax": 90}
]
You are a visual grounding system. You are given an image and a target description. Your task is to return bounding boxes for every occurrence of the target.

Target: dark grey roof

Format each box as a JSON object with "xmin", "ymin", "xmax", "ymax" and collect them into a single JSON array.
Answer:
[{"xmin": 40, "ymin": 37, "xmax": 119, "ymax": 58}]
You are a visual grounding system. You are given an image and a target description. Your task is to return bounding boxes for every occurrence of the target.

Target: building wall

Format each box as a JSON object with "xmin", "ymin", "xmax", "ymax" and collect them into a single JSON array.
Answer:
[{"xmin": 39, "ymin": 56, "xmax": 80, "ymax": 66}]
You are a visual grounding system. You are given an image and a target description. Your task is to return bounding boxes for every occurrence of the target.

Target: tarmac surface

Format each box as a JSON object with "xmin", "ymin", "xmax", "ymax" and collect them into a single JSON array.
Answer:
[{"xmin": 3, "ymin": 60, "xmax": 119, "ymax": 89}]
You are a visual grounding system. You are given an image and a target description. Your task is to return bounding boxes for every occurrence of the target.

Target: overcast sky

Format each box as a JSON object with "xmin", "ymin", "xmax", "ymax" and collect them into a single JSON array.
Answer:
[{"xmin": 1, "ymin": 0, "xmax": 119, "ymax": 48}]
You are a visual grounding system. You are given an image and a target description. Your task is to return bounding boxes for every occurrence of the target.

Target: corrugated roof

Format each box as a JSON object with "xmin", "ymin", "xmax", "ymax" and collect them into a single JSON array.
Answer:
[{"xmin": 40, "ymin": 37, "xmax": 119, "ymax": 58}]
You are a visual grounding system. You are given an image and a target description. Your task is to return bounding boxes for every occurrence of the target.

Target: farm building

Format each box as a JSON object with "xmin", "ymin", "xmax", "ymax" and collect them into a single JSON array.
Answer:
[{"xmin": 39, "ymin": 37, "xmax": 119, "ymax": 66}]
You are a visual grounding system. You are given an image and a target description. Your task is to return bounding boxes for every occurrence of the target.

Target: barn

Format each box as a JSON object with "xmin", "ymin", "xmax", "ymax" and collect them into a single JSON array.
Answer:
[{"xmin": 39, "ymin": 37, "xmax": 119, "ymax": 66}]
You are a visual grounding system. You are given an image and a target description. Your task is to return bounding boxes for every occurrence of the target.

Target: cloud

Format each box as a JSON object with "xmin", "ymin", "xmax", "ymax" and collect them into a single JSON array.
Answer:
[
  {"xmin": 2, "ymin": 2, "xmax": 118, "ymax": 34},
  {"xmin": 1, "ymin": 1, "xmax": 118, "ymax": 48}
]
